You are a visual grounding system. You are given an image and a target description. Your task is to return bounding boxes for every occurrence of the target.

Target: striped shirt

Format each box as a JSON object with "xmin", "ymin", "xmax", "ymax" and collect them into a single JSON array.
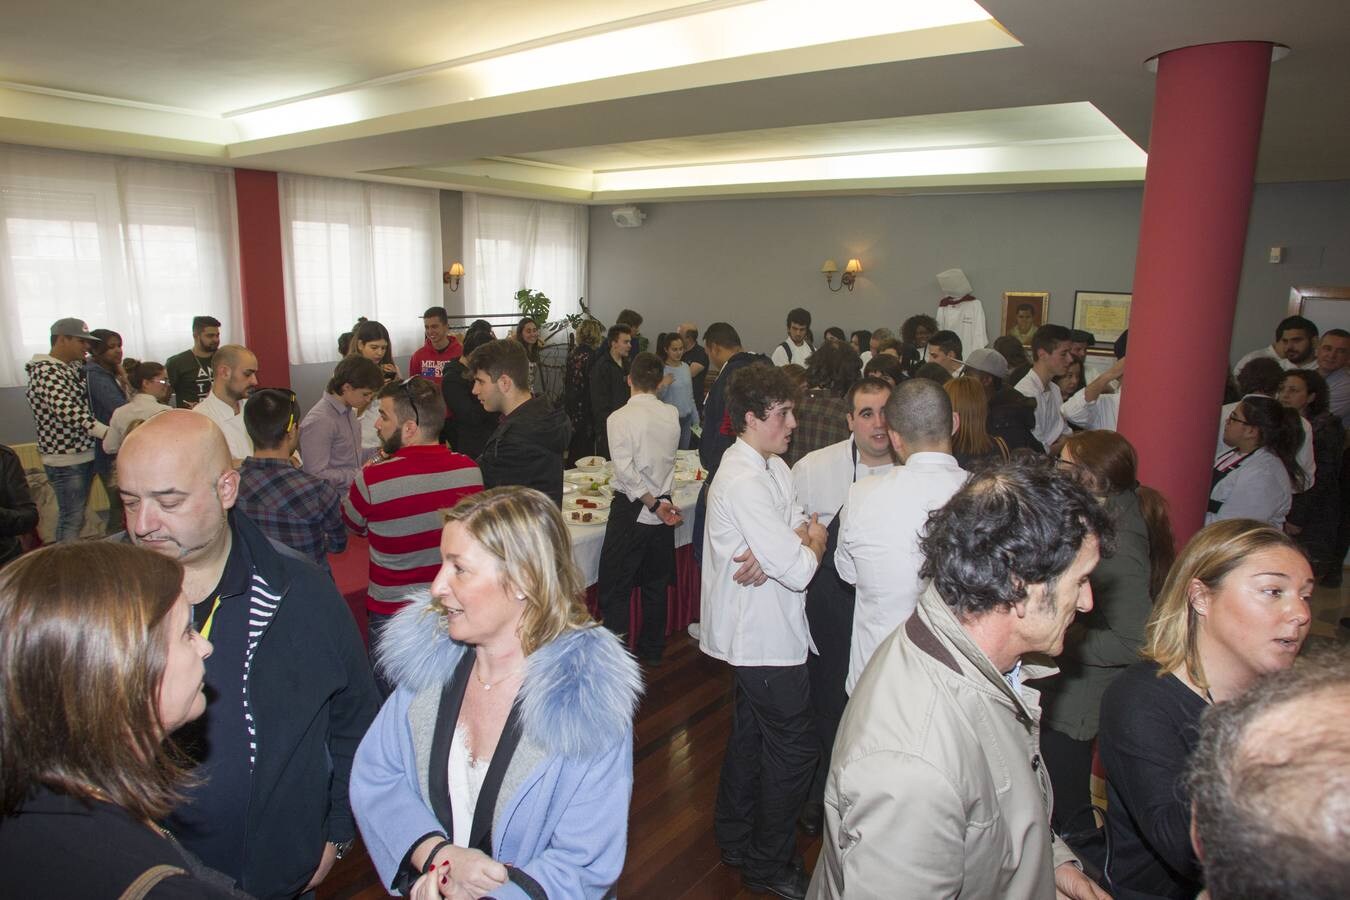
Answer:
[{"xmin": 342, "ymin": 444, "xmax": 483, "ymax": 615}]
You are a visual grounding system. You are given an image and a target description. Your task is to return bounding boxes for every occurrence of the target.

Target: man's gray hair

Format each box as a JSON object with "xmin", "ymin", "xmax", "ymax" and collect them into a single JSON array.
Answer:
[{"xmin": 1186, "ymin": 647, "xmax": 1350, "ymax": 900}]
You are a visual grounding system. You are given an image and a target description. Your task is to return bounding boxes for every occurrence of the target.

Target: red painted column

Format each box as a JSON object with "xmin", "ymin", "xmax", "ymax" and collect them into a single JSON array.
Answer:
[
  {"xmin": 234, "ymin": 169, "xmax": 291, "ymax": 388},
  {"xmin": 1117, "ymin": 42, "xmax": 1273, "ymax": 543}
]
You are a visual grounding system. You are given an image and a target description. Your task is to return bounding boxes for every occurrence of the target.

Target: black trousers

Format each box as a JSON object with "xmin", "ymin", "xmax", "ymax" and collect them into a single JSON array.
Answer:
[
  {"xmin": 597, "ymin": 496, "xmax": 674, "ymax": 660},
  {"xmin": 804, "ymin": 516, "xmax": 854, "ymax": 806},
  {"xmin": 715, "ymin": 664, "xmax": 817, "ymax": 879},
  {"xmin": 1041, "ymin": 725, "xmax": 1096, "ymax": 835}
]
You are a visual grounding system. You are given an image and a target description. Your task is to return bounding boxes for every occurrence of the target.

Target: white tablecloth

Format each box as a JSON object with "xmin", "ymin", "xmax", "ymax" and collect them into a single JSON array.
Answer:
[{"xmin": 569, "ymin": 479, "xmax": 703, "ymax": 587}]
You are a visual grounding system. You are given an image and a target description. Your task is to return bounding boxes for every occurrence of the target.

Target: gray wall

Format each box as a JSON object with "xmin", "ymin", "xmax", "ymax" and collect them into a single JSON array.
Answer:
[
  {"xmin": 5, "ymin": 182, "xmax": 1348, "ymax": 445},
  {"xmin": 585, "ymin": 181, "xmax": 1350, "ymax": 364}
]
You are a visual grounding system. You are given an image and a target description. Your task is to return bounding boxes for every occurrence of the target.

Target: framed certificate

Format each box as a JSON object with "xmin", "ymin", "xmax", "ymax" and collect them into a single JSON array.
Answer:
[{"xmin": 1072, "ymin": 291, "xmax": 1132, "ymax": 347}]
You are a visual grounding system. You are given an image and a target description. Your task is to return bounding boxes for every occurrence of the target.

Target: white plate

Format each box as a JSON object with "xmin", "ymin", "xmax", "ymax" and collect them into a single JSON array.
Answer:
[
  {"xmin": 562, "ymin": 482, "xmax": 577, "ymax": 495},
  {"xmin": 574, "ymin": 455, "xmax": 608, "ymax": 473},
  {"xmin": 564, "ymin": 470, "xmax": 610, "ymax": 489},
  {"xmin": 565, "ymin": 507, "xmax": 609, "ymax": 526}
]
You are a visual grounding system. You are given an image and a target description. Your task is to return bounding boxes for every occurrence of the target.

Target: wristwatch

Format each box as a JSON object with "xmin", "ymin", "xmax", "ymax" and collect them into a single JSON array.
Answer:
[{"xmin": 333, "ymin": 838, "xmax": 356, "ymax": 860}]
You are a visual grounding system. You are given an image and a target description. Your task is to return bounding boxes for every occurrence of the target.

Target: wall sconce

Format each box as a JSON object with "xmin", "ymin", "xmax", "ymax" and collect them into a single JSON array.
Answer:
[
  {"xmin": 443, "ymin": 262, "xmax": 465, "ymax": 292},
  {"xmin": 821, "ymin": 258, "xmax": 862, "ymax": 292}
]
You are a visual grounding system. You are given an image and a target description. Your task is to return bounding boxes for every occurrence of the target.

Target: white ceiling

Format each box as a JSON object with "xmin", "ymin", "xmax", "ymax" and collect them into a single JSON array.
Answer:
[{"xmin": 1, "ymin": 0, "xmax": 1347, "ymax": 202}]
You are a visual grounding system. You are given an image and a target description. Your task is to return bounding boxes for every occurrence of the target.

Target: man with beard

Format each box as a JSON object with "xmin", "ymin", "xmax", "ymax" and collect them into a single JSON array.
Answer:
[
  {"xmin": 343, "ymin": 375, "xmax": 483, "ymax": 696},
  {"xmin": 190, "ymin": 344, "xmax": 258, "ymax": 464},
  {"xmin": 1233, "ymin": 315, "xmax": 1320, "ymax": 376},
  {"xmin": 116, "ymin": 411, "xmax": 378, "ymax": 898},
  {"xmin": 166, "ymin": 315, "xmax": 221, "ymax": 408}
]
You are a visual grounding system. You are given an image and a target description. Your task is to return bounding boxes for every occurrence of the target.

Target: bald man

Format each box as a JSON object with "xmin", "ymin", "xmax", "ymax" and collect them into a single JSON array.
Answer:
[
  {"xmin": 192, "ymin": 343, "xmax": 259, "ymax": 462},
  {"xmin": 117, "ymin": 411, "xmax": 378, "ymax": 898}
]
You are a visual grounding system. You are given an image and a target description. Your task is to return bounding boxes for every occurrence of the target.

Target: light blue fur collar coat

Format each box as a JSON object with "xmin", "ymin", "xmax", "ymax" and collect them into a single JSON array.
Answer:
[{"xmin": 351, "ymin": 601, "xmax": 643, "ymax": 898}]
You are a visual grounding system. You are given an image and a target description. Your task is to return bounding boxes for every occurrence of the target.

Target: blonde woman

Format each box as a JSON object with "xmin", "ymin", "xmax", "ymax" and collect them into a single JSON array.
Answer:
[
  {"xmin": 1098, "ymin": 519, "xmax": 1312, "ymax": 900},
  {"xmin": 351, "ymin": 486, "xmax": 642, "ymax": 899}
]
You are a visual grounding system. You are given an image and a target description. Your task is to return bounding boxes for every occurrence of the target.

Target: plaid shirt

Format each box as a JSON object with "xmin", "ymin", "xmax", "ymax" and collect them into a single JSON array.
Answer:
[
  {"xmin": 236, "ymin": 457, "xmax": 347, "ymax": 566},
  {"xmin": 783, "ymin": 390, "xmax": 850, "ymax": 468}
]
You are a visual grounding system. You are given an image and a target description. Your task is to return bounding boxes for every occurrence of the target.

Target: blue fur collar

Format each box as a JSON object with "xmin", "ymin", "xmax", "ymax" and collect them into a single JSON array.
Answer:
[{"xmin": 375, "ymin": 597, "xmax": 643, "ymax": 759}]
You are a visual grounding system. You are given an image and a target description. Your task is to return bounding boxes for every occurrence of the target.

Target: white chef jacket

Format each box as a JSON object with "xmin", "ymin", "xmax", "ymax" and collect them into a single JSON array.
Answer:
[
  {"xmin": 1207, "ymin": 447, "xmax": 1292, "ymax": 528},
  {"xmin": 834, "ymin": 452, "xmax": 969, "ymax": 693},
  {"xmin": 935, "ymin": 297, "xmax": 989, "ymax": 352},
  {"xmin": 1063, "ymin": 388, "xmax": 1122, "ymax": 432},
  {"xmin": 699, "ymin": 438, "xmax": 818, "ymax": 667},
  {"xmin": 790, "ymin": 437, "xmax": 893, "ymax": 525},
  {"xmin": 607, "ymin": 392, "xmax": 680, "ymax": 525},
  {"xmin": 192, "ymin": 389, "xmax": 253, "ymax": 461},
  {"xmin": 1015, "ymin": 369, "xmax": 1069, "ymax": 448}
]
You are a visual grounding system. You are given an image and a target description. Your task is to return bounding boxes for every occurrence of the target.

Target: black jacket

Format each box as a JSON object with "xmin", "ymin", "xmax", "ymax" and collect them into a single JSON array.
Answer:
[
  {"xmin": 123, "ymin": 511, "xmax": 379, "ymax": 899},
  {"xmin": 0, "ymin": 786, "xmax": 245, "ymax": 900},
  {"xmin": 477, "ymin": 397, "xmax": 571, "ymax": 506},
  {"xmin": 0, "ymin": 444, "xmax": 37, "ymax": 568},
  {"xmin": 699, "ymin": 351, "xmax": 771, "ymax": 478},
  {"xmin": 987, "ymin": 384, "xmax": 1045, "ymax": 455},
  {"xmin": 440, "ymin": 359, "xmax": 498, "ymax": 459},
  {"xmin": 589, "ymin": 352, "xmax": 630, "ymax": 455}
]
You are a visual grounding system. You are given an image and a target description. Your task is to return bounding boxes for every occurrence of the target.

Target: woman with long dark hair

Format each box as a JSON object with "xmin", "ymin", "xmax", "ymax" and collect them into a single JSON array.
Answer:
[
  {"xmin": 1208, "ymin": 395, "xmax": 1304, "ymax": 527},
  {"xmin": 0, "ymin": 542, "xmax": 245, "ymax": 897},
  {"xmin": 1038, "ymin": 430, "xmax": 1175, "ymax": 835},
  {"xmin": 87, "ymin": 328, "xmax": 131, "ymax": 533},
  {"xmin": 657, "ymin": 332, "xmax": 697, "ymax": 449},
  {"xmin": 1278, "ymin": 368, "xmax": 1344, "ymax": 577},
  {"xmin": 513, "ymin": 317, "xmax": 541, "ymax": 393},
  {"xmin": 347, "ymin": 319, "xmax": 399, "ymax": 449}
]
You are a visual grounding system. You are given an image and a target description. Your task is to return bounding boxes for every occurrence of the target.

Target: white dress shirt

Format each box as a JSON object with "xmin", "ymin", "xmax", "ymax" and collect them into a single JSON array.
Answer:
[
  {"xmin": 791, "ymin": 437, "xmax": 893, "ymax": 525},
  {"xmin": 835, "ymin": 452, "xmax": 968, "ymax": 693},
  {"xmin": 770, "ymin": 339, "xmax": 814, "ymax": 367},
  {"xmin": 1015, "ymin": 369, "xmax": 1069, "ymax": 448},
  {"xmin": 1215, "ymin": 397, "xmax": 1314, "ymax": 489},
  {"xmin": 192, "ymin": 389, "xmax": 253, "ymax": 460},
  {"xmin": 700, "ymin": 438, "xmax": 818, "ymax": 667},
  {"xmin": 1207, "ymin": 447, "xmax": 1292, "ymax": 528},
  {"xmin": 103, "ymin": 392, "xmax": 172, "ymax": 453},
  {"xmin": 607, "ymin": 392, "xmax": 680, "ymax": 525},
  {"xmin": 1062, "ymin": 388, "xmax": 1122, "ymax": 432},
  {"xmin": 1232, "ymin": 344, "xmax": 1317, "ymax": 377}
]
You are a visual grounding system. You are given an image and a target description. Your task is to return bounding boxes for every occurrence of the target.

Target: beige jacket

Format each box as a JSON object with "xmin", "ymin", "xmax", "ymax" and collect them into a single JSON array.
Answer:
[{"xmin": 808, "ymin": 583, "xmax": 1078, "ymax": 900}]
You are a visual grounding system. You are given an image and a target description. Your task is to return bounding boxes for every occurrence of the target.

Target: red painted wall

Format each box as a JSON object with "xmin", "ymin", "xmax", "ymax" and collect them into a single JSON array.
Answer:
[{"xmin": 234, "ymin": 169, "xmax": 291, "ymax": 388}]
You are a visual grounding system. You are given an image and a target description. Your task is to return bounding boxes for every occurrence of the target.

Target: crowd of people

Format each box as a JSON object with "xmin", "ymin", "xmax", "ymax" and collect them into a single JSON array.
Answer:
[{"xmin": 0, "ymin": 301, "xmax": 1346, "ymax": 900}]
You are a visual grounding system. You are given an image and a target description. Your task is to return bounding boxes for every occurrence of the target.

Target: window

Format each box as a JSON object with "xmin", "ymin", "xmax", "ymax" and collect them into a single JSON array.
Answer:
[
  {"xmin": 0, "ymin": 145, "xmax": 241, "ymax": 387},
  {"xmin": 279, "ymin": 174, "xmax": 442, "ymax": 365},
  {"xmin": 462, "ymin": 193, "xmax": 587, "ymax": 324}
]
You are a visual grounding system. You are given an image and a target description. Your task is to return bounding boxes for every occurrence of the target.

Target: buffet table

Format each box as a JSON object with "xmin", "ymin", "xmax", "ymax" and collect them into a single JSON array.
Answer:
[{"xmin": 332, "ymin": 464, "xmax": 706, "ymax": 647}]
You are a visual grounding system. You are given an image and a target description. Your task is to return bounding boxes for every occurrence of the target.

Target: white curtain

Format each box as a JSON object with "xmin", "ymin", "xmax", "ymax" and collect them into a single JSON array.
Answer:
[
  {"xmin": 279, "ymin": 174, "xmax": 442, "ymax": 364},
  {"xmin": 0, "ymin": 143, "xmax": 241, "ymax": 387},
  {"xmin": 462, "ymin": 193, "xmax": 587, "ymax": 327}
]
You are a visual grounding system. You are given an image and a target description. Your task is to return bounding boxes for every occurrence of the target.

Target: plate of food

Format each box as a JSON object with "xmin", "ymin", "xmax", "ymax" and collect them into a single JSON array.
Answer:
[
  {"xmin": 574, "ymin": 455, "xmax": 608, "ymax": 474},
  {"xmin": 565, "ymin": 507, "xmax": 609, "ymax": 526},
  {"xmin": 565, "ymin": 492, "xmax": 612, "ymax": 512}
]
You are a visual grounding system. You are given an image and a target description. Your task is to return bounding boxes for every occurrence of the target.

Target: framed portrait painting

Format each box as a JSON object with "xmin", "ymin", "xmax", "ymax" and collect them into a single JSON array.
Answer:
[
  {"xmin": 1073, "ymin": 291, "xmax": 1132, "ymax": 347},
  {"xmin": 1002, "ymin": 292, "xmax": 1049, "ymax": 347}
]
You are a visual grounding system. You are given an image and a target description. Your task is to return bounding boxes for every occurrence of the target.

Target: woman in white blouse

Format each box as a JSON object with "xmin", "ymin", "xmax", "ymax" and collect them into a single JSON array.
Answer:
[
  {"xmin": 103, "ymin": 361, "xmax": 172, "ymax": 454},
  {"xmin": 1208, "ymin": 395, "xmax": 1305, "ymax": 527}
]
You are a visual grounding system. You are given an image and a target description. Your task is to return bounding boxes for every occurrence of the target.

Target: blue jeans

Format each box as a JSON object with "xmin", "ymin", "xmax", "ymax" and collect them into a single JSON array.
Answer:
[{"xmin": 44, "ymin": 461, "xmax": 94, "ymax": 543}]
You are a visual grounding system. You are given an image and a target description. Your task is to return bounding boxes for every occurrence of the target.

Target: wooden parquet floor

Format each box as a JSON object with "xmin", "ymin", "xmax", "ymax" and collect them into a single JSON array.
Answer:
[{"xmin": 317, "ymin": 633, "xmax": 822, "ymax": 899}]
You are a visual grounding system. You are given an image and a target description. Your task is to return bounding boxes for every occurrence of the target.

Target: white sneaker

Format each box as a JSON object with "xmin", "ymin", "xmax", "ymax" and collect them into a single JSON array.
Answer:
[{"xmin": 687, "ymin": 622, "xmax": 701, "ymax": 640}]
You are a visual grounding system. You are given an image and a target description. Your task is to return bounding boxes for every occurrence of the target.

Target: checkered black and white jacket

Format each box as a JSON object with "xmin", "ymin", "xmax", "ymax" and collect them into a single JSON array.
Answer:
[{"xmin": 25, "ymin": 354, "xmax": 100, "ymax": 459}]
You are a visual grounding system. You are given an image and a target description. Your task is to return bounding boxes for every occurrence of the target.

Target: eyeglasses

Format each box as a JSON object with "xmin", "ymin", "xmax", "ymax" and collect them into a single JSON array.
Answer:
[
  {"xmin": 1228, "ymin": 411, "xmax": 1252, "ymax": 426},
  {"xmin": 398, "ymin": 376, "xmax": 421, "ymax": 428}
]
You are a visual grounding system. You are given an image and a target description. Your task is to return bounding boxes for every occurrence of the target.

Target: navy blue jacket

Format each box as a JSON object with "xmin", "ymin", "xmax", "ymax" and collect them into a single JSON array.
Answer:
[{"xmin": 699, "ymin": 350, "xmax": 771, "ymax": 478}]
